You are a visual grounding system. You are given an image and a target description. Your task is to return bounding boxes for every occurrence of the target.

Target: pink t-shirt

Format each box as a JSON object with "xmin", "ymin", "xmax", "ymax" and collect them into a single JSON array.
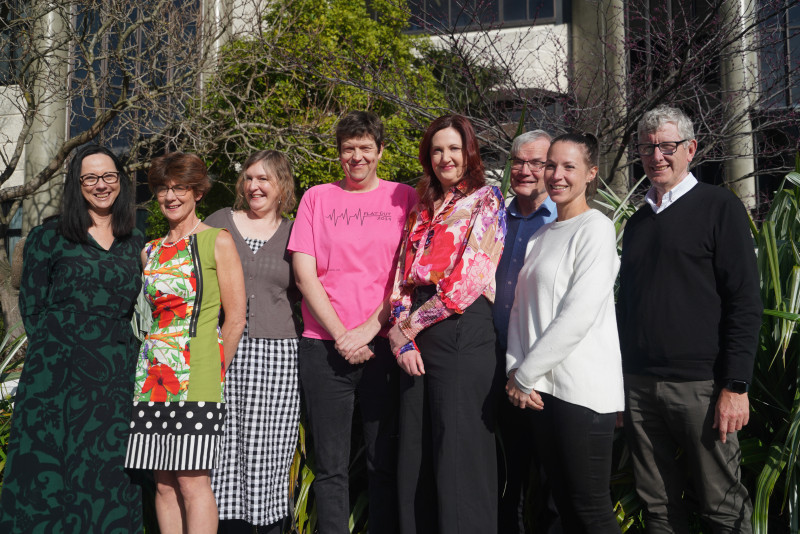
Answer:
[{"xmin": 288, "ymin": 180, "xmax": 418, "ymax": 340}]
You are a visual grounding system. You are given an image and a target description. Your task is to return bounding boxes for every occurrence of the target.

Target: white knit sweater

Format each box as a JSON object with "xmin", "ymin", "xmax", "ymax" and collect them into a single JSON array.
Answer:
[{"xmin": 506, "ymin": 209, "xmax": 624, "ymax": 414}]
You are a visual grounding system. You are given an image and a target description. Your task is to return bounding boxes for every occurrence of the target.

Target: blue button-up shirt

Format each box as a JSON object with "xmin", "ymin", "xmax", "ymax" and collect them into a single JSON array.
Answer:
[{"xmin": 493, "ymin": 195, "xmax": 557, "ymax": 349}]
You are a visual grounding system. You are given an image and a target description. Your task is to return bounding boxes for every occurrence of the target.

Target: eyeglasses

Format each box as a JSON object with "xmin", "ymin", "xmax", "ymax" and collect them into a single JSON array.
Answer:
[
  {"xmin": 80, "ymin": 172, "xmax": 120, "ymax": 186},
  {"xmin": 154, "ymin": 184, "xmax": 192, "ymax": 197},
  {"xmin": 510, "ymin": 158, "xmax": 546, "ymax": 171},
  {"xmin": 636, "ymin": 140, "xmax": 688, "ymax": 156}
]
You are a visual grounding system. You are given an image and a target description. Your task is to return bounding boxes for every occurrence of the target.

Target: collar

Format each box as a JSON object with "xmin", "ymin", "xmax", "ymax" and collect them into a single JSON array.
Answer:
[
  {"xmin": 507, "ymin": 195, "xmax": 556, "ymax": 219},
  {"xmin": 452, "ymin": 180, "xmax": 471, "ymax": 196},
  {"xmin": 645, "ymin": 172, "xmax": 698, "ymax": 213}
]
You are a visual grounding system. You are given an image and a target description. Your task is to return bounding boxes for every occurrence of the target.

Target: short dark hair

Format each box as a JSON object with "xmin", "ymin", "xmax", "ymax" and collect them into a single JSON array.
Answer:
[
  {"xmin": 335, "ymin": 111, "xmax": 385, "ymax": 152},
  {"xmin": 148, "ymin": 152, "xmax": 212, "ymax": 200},
  {"xmin": 234, "ymin": 150, "xmax": 297, "ymax": 213},
  {"xmin": 58, "ymin": 144, "xmax": 135, "ymax": 243},
  {"xmin": 549, "ymin": 132, "xmax": 600, "ymax": 198},
  {"xmin": 417, "ymin": 114, "xmax": 485, "ymax": 214}
]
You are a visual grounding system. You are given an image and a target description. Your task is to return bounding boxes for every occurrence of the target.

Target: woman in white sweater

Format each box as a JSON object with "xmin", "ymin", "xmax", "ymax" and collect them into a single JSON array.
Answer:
[{"xmin": 505, "ymin": 132, "xmax": 623, "ymax": 533}]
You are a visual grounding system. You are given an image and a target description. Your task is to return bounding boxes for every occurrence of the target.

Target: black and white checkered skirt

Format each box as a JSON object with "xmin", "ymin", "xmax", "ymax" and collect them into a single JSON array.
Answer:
[
  {"xmin": 125, "ymin": 400, "xmax": 226, "ymax": 470},
  {"xmin": 211, "ymin": 334, "xmax": 300, "ymax": 525}
]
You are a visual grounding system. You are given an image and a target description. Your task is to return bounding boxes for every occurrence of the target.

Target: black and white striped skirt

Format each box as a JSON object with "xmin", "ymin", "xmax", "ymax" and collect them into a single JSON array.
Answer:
[{"xmin": 125, "ymin": 400, "xmax": 226, "ymax": 470}]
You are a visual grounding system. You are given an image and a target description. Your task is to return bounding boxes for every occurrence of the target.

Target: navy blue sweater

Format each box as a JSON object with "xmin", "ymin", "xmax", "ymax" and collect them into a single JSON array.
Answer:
[{"xmin": 617, "ymin": 183, "xmax": 762, "ymax": 383}]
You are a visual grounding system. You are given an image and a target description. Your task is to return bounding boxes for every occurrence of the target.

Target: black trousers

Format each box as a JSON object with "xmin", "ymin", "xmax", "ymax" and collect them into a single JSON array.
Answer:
[
  {"xmin": 495, "ymin": 359, "xmax": 562, "ymax": 534},
  {"xmin": 531, "ymin": 394, "xmax": 620, "ymax": 534},
  {"xmin": 297, "ymin": 337, "xmax": 399, "ymax": 534},
  {"xmin": 397, "ymin": 292, "xmax": 498, "ymax": 534}
]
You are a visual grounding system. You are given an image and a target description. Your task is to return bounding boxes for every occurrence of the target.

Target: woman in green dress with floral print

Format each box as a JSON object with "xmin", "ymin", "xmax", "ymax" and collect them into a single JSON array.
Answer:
[
  {"xmin": 124, "ymin": 153, "xmax": 246, "ymax": 534},
  {"xmin": 0, "ymin": 144, "xmax": 144, "ymax": 533}
]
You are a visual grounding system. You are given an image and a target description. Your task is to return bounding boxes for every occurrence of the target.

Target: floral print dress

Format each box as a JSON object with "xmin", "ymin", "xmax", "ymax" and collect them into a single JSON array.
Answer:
[{"xmin": 125, "ymin": 228, "xmax": 227, "ymax": 471}]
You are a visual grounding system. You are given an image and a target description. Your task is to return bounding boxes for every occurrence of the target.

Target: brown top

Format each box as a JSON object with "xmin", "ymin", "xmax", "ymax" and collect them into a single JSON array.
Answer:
[{"xmin": 205, "ymin": 208, "xmax": 301, "ymax": 339}]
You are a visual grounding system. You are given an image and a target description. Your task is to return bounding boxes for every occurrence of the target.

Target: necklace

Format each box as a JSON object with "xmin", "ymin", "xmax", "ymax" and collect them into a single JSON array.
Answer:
[{"xmin": 162, "ymin": 219, "xmax": 201, "ymax": 248}]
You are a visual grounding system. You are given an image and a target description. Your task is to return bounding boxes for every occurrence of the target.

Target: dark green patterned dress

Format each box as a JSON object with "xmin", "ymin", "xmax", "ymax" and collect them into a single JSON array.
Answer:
[{"xmin": 0, "ymin": 219, "xmax": 144, "ymax": 533}]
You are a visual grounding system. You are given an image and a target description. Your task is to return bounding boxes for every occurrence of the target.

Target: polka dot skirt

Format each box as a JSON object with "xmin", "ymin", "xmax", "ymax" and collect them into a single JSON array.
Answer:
[{"xmin": 125, "ymin": 401, "xmax": 226, "ymax": 470}]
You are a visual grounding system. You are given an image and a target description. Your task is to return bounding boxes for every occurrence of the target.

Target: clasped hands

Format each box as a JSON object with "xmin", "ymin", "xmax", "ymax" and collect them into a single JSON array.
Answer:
[
  {"xmin": 334, "ymin": 323, "xmax": 375, "ymax": 365},
  {"xmin": 505, "ymin": 370, "xmax": 544, "ymax": 410}
]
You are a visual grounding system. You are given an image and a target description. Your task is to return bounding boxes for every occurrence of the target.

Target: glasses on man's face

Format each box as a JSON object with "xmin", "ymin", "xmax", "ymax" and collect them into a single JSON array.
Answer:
[
  {"xmin": 636, "ymin": 140, "xmax": 688, "ymax": 157},
  {"xmin": 154, "ymin": 184, "xmax": 192, "ymax": 198},
  {"xmin": 510, "ymin": 158, "xmax": 546, "ymax": 171},
  {"xmin": 80, "ymin": 171, "xmax": 120, "ymax": 186}
]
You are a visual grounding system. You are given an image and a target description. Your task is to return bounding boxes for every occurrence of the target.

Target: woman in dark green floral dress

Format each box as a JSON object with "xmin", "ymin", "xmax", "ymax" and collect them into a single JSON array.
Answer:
[{"xmin": 0, "ymin": 145, "xmax": 145, "ymax": 533}]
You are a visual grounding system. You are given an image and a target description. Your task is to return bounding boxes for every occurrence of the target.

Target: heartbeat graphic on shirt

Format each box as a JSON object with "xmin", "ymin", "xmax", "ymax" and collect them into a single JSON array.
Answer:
[{"xmin": 325, "ymin": 208, "xmax": 393, "ymax": 226}]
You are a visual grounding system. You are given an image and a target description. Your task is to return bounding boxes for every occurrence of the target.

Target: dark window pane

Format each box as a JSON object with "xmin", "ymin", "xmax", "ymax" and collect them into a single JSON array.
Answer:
[
  {"xmin": 453, "ymin": 0, "xmax": 472, "ymax": 27},
  {"xmin": 760, "ymin": 39, "xmax": 786, "ymax": 108},
  {"xmin": 429, "ymin": 0, "xmax": 449, "ymax": 28},
  {"xmin": 408, "ymin": 0, "xmax": 425, "ymax": 30},
  {"xmin": 503, "ymin": 0, "xmax": 526, "ymax": 21},
  {"xmin": 789, "ymin": 3, "xmax": 800, "ymax": 26},
  {"xmin": 477, "ymin": 0, "xmax": 499, "ymax": 23},
  {"xmin": 531, "ymin": 0, "xmax": 554, "ymax": 20},
  {"xmin": 790, "ymin": 33, "xmax": 800, "ymax": 105}
]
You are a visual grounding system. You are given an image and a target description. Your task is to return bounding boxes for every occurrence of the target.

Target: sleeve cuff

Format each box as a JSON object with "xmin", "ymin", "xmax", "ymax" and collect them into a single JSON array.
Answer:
[
  {"xmin": 514, "ymin": 373, "xmax": 533, "ymax": 395},
  {"xmin": 399, "ymin": 319, "xmax": 422, "ymax": 341}
]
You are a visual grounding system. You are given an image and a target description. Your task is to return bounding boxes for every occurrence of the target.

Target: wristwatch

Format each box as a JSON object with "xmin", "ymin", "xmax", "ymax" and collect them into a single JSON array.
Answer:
[{"xmin": 724, "ymin": 379, "xmax": 750, "ymax": 394}]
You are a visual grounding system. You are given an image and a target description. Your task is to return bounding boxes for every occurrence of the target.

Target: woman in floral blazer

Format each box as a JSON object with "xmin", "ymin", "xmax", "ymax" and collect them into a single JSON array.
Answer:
[{"xmin": 388, "ymin": 114, "xmax": 507, "ymax": 534}]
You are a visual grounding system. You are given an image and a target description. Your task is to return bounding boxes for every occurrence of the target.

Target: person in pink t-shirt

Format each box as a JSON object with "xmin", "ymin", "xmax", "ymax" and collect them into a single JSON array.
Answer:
[{"xmin": 287, "ymin": 111, "xmax": 418, "ymax": 534}]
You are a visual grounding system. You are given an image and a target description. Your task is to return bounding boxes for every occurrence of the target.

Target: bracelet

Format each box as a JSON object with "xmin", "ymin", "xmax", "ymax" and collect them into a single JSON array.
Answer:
[{"xmin": 396, "ymin": 340, "xmax": 419, "ymax": 359}]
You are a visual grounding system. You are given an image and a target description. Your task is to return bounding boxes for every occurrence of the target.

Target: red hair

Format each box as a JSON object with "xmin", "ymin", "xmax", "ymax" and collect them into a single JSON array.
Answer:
[{"xmin": 417, "ymin": 114, "xmax": 485, "ymax": 215}]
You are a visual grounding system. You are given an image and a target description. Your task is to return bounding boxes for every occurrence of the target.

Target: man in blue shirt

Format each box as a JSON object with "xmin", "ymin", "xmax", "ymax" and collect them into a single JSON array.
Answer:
[{"xmin": 495, "ymin": 130, "xmax": 559, "ymax": 534}]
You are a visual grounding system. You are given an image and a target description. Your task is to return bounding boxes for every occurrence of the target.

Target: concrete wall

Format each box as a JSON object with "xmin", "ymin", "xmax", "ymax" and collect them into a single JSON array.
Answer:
[
  {"xmin": 0, "ymin": 85, "xmax": 26, "ymax": 190},
  {"xmin": 429, "ymin": 23, "xmax": 570, "ymax": 94}
]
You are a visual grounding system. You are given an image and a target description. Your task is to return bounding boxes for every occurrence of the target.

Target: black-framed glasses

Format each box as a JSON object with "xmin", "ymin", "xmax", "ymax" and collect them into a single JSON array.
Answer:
[
  {"xmin": 636, "ymin": 140, "xmax": 688, "ymax": 156},
  {"xmin": 155, "ymin": 184, "xmax": 192, "ymax": 198},
  {"xmin": 510, "ymin": 158, "xmax": 546, "ymax": 171},
  {"xmin": 80, "ymin": 171, "xmax": 120, "ymax": 186}
]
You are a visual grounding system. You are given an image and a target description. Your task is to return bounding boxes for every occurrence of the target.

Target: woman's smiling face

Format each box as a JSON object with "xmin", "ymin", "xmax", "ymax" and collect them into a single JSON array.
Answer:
[{"xmin": 430, "ymin": 127, "xmax": 466, "ymax": 190}]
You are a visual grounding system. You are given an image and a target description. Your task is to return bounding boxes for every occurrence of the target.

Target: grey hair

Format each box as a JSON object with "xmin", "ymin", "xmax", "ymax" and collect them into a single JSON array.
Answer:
[
  {"xmin": 637, "ymin": 105, "xmax": 695, "ymax": 141},
  {"xmin": 511, "ymin": 130, "xmax": 552, "ymax": 158}
]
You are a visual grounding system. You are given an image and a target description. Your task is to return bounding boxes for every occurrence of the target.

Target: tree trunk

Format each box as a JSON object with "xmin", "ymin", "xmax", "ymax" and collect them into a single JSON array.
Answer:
[{"xmin": 0, "ymin": 235, "xmax": 24, "ymax": 341}]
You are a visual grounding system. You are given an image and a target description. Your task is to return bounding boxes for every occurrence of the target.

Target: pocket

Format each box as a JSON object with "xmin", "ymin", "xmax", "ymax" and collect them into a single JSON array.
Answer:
[{"xmin": 297, "ymin": 336, "xmax": 317, "ymax": 353}]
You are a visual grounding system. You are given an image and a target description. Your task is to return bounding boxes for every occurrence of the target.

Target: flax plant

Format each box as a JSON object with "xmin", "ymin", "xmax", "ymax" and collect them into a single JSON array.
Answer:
[
  {"xmin": 0, "ymin": 325, "xmax": 27, "ymax": 490},
  {"xmin": 749, "ymin": 157, "xmax": 800, "ymax": 534}
]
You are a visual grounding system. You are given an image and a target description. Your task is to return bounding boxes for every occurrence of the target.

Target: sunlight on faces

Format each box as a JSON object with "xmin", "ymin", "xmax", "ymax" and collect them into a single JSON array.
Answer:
[
  {"xmin": 638, "ymin": 122, "xmax": 696, "ymax": 197},
  {"xmin": 244, "ymin": 162, "xmax": 281, "ymax": 216},
  {"xmin": 158, "ymin": 181, "xmax": 202, "ymax": 227},
  {"xmin": 510, "ymin": 138, "xmax": 550, "ymax": 201},
  {"xmin": 545, "ymin": 141, "xmax": 597, "ymax": 213},
  {"xmin": 80, "ymin": 153, "xmax": 121, "ymax": 217},
  {"xmin": 430, "ymin": 127, "xmax": 465, "ymax": 190},
  {"xmin": 339, "ymin": 135, "xmax": 383, "ymax": 188}
]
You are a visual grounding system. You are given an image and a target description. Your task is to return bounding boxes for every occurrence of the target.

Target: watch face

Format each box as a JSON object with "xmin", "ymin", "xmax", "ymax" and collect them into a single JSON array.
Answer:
[{"xmin": 728, "ymin": 380, "xmax": 749, "ymax": 393}]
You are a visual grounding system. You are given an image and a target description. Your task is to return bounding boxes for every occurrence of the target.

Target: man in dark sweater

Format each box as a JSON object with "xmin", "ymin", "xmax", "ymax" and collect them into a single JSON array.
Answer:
[{"xmin": 617, "ymin": 105, "xmax": 762, "ymax": 533}]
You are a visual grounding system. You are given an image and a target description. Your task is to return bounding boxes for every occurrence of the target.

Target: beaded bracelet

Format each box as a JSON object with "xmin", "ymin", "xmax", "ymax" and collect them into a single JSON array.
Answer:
[{"xmin": 396, "ymin": 340, "xmax": 419, "ymax": 359}]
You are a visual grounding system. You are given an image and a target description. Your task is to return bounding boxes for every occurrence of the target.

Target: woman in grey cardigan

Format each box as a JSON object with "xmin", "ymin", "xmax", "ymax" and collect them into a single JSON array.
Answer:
[{"xmin": 206, "ymin": 150, "xmax": 301, "ymax": 534}]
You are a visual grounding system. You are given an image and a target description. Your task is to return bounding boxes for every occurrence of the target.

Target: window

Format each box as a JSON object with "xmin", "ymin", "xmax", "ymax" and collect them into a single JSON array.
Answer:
[
  {"xmin": 759, "ymin": 0, "xmax": 800, "ymax": 108},
  {"xmin": 408, "ymin": 0, "xmax": 556, "ymax": 31},
  {"xmin": 4, "ymin": 203, "xmax": 21, "ymax": 261},
  {"xmin": 0, "ymin": 1, "xmax": 23, "ymax": 86}
]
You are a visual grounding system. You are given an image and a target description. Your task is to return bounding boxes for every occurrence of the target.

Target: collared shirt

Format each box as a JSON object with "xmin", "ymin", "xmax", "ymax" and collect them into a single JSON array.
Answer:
[
  {"xmin": 390, "ymin": 181, "xmax": 507, "ymax": 340},
  {"xmin": 645, "ymin": 172, "xmax": 698, "ymax": 213},
  {"xmin": 493, "ymin": 195, "xmax": 557, "ymax": 349}
]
